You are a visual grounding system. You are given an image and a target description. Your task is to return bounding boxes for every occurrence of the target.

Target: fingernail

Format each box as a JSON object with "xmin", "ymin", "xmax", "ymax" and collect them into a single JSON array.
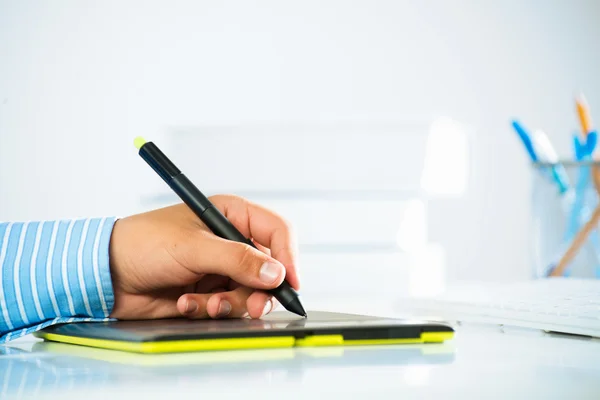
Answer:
[
  {"xmin": 217, "ymin": 300, "xmax": 232, "ymax": 318},
  {"xmin": 185, "ymin": 299, "xmax": 198, "ymax": 314},
  {"xmin": 262, "ymin": 300, "xmax": 273, "ymax": 317},
  {"xmin": 259, "ymin": 261, "xmax": 283, "ymax": 284}
]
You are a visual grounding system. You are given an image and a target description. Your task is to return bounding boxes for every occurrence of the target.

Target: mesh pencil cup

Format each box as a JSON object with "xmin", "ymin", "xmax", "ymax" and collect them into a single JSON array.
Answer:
[{"xmin": 531, "ymin": 160, "xmax": 600, "ymax": 279}]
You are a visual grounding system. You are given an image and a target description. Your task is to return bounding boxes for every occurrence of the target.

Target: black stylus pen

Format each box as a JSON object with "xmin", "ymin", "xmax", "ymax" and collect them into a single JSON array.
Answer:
[{"xmin": 133, "ymin": 137, "xmax": 307, "ymax": 317}]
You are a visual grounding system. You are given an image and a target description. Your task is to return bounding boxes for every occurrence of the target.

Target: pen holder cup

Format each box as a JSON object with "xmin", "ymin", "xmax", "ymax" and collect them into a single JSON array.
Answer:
[{"xmin": 531, "ymin": 160, "xmax": 600, "ymax": 279}]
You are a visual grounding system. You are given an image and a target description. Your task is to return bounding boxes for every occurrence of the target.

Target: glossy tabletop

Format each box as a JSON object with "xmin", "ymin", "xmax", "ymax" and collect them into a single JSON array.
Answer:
[{"xmin": 1, "ymin": 300, "xmax": 599, "ymax": 400}]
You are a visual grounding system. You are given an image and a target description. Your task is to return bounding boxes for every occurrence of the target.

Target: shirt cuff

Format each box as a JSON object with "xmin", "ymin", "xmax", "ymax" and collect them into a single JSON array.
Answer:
[{"xmin": 0, "ymin": 217, "xmax": 118, "ymax": 343}]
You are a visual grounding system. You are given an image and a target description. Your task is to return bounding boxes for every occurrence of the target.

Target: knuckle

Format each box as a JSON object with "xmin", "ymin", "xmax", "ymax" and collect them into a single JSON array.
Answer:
[{"xmin": 235, "ymin": 243, "xmax": 262, "ymax": 273}]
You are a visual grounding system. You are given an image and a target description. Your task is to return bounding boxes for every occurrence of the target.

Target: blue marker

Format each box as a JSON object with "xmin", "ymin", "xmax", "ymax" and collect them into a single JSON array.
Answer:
[
  {"xmin": 511, "ymin": 120, "xmax": 558, "ymax": 189},
  {"xmin": 511, "ymin": 120, "xmax": 539, "ymax": 162}
]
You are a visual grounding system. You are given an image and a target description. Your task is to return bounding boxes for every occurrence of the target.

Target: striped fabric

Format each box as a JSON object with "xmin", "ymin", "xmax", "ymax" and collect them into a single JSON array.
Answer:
[{"xmin": 0, "ymin": 218, "xmax": 117, "ymax": 343}]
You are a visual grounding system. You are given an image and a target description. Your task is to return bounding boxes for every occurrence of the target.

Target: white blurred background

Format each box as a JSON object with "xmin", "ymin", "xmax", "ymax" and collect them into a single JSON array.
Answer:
[{"xmin": 1, "ymin": 0, "xmax": 600, "ymax": 302}]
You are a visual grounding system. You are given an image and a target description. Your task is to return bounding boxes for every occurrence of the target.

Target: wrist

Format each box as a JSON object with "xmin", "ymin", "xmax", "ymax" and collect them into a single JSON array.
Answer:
[{"xmin": 108, "ymin": 217, "xmax": 128, "ymax": 319}]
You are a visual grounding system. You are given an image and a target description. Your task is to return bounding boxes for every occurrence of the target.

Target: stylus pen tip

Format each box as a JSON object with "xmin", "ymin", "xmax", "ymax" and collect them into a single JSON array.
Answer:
[{"xmin": 285, "ymin": 298, "xmax": 307, "ymax": 318}]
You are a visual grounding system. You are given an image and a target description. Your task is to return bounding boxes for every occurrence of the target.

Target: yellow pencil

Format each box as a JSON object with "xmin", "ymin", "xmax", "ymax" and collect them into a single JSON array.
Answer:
[{"xmin": 576, "ymin": 94, "xmax": 594, "ymax": 136}]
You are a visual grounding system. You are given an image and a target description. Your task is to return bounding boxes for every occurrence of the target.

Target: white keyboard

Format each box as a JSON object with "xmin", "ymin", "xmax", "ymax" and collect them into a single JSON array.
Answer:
[{"xmin": 396, "ymin": 278, "xmax": 600, "ymax": 338}]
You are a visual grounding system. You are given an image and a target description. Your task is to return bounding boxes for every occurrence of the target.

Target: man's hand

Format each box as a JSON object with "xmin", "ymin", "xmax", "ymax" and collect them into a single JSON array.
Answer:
[{"xmin": 108, "ymin": 195, "xmax": 299, "ymax": 320}]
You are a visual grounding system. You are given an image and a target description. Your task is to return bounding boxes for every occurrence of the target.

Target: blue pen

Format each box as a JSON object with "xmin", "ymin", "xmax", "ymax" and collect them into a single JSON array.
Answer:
[{"xmin": 511, "ymin": 120, "xmax": 539, "ymax": 162}]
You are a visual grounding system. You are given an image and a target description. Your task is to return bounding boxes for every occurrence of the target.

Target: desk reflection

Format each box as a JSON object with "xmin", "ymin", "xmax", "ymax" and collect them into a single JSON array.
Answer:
[{"xmin": 0, "ymin": 340, "xmax": 455, "ymax": 398}]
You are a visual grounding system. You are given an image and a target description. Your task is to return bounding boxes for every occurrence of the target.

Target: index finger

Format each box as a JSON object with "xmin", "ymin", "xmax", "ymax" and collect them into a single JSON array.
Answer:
[{"xmin": 211, "ymin": 195, "xmax": 300, "ymax": 290}]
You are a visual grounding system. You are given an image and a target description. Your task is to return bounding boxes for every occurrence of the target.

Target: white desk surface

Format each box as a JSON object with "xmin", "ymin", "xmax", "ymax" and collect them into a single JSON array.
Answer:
[{"xmin": 2, "ymin": 300, "xmax": 600, "ymax": 400}]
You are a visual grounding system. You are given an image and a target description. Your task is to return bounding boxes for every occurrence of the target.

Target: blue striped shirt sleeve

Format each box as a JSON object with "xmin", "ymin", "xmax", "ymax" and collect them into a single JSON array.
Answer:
[{"xmin": 0, "ymin": 217, "xmax": 117, "ymax": 343}]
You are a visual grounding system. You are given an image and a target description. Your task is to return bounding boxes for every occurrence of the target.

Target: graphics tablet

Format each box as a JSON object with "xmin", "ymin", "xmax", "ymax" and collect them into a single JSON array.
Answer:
[{"xmin": 34, "ymin": 311, "xmax": 454, "ymax": 354}]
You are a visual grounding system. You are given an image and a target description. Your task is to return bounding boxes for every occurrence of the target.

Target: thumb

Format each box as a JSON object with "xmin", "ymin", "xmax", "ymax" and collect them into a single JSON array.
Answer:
[{"xmin": 189, "ymin": 235, "xmax": 287, "ymax": 289}]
